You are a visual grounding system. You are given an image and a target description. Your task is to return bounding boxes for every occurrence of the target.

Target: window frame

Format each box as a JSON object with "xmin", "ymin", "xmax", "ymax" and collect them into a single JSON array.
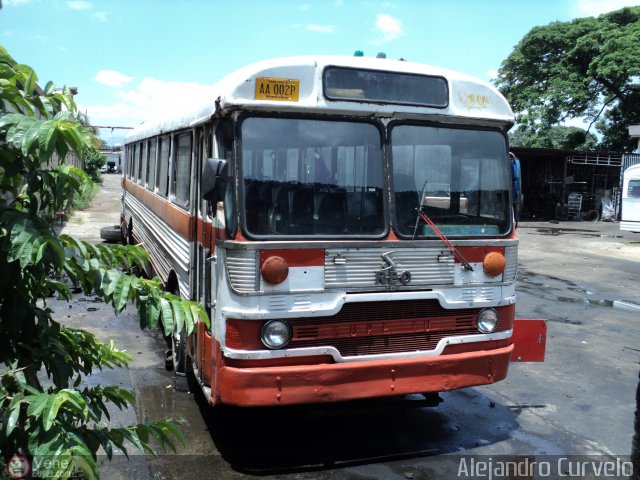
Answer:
[
  {"xmin": 237, "ymin": 113, "xmax": 388, "ymax": 240},
  {"xmin": 171, "ymin": 131, "xmax": 193, "ymax": 209},
  {"xmin": 147, "ymin": 138, "xmax": 157, "ymax": 192},
  {"xmin": 156, "ymin": 135, "xmax": 171, "ymax": 198},
  {"xmin": 323, "ymin": 65, "xmax": 449, "ymax": 108},
  {"xmin": 388, "ymin": 120, "xmax": 513, "ymax": 239}
]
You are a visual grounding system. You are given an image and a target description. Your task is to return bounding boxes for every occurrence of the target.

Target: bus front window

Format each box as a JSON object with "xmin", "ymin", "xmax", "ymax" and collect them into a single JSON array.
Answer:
[
  {"xmin": 391, "ymin": 125, "xmax": 511, "ymax": 237},
  {"xmin": 241, "ymin": 117, "xmax": 385, "ymax": 237}
]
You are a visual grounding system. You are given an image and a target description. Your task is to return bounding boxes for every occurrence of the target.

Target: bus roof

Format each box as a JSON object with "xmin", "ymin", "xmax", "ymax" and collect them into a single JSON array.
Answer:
[
  {"xmin": 126, "ymin": 55, "xmax": 514, "ymax": 143},
  {"xmin": 625, "ymin": 163, "xmax": 640, "ymax": 177}
]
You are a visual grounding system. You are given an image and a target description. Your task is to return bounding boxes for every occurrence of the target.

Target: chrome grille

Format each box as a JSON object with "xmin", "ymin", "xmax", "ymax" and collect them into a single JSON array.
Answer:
[
  {"xmin": 325, "ymin": 247, "xmax": 455, "ymax": 288},
  {"xmin": 504, "ymin": 244, "xmax": 518, "ymax": 282},
  {"xmin": 225, "ymin": 249, "xmax": 258, "ymax": 292},
  {"xmin": 288, "ymin": 300, "xmax": 514, "ymax": 357}
]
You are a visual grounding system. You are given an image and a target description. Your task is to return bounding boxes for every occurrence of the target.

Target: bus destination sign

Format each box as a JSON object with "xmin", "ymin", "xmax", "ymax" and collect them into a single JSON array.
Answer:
[{"xmin": 255, "ymin": 77, "xmax": 300, "ymax": 102}]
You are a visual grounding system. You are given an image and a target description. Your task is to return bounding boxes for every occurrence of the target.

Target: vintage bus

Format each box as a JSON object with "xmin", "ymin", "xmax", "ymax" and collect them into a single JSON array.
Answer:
[
  {"xmin": 621, "ymin": 163, "xmax": 640, "ymax": 233},
  {"xmin": 122, "ymin": 56, "xmax": 545, "ymax": 407}
]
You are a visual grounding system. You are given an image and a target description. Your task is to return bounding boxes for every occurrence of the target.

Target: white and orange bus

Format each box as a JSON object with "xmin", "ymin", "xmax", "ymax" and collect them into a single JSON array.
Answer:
[{"xmin": 122, "ymin": 56, "xmax": 545, "ymax": 407}]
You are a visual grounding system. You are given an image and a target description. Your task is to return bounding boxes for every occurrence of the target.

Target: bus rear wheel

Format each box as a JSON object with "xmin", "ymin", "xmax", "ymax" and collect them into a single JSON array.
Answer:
[
  {"xmin": 162, "ymin": 279, "xmax": 187, "ymax": 376},
  {"xmin": 171, "ymin": 332, "xmax": 187, "ymax": 376}
]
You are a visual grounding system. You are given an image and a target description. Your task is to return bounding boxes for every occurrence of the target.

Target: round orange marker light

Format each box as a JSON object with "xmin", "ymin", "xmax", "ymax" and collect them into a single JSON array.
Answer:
[
  {"xmin": 261, "ymin": 256, "xmax": 289, "ymax": 284},
  {"xmin": 483, "ymin": 251, "xmax": 506, "ymax": 277}
]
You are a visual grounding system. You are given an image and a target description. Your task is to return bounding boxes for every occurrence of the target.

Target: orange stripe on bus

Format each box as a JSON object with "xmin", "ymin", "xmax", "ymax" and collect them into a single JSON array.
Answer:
[
  {"xmin": 124, "ymin": 179, "xmax": 193, "ymax": 240},
  {"xmin": 259, "ymin": 248, "xmax": 325, "ymax": 267},
  {"xmin": 455, "ymin": 246, "xmax": 505, "ymax": 263}
]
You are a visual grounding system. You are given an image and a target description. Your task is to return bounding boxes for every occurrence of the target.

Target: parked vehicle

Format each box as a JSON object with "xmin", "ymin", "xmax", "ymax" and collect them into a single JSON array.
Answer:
[
  {"xmin": 621, "ymin": 163, "xmax": 640, "ymax": 232},
  {"xmin": 121, "ymin": 56, "xmax": 546, "ymax": 407}
]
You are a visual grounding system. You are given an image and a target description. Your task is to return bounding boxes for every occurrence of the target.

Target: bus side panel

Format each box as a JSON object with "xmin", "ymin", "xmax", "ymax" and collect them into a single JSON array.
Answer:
[
  {"xmin": 621, "ymin": 197, "xmax": 640, "ymax": 231},
  {"xmin": 122, "ymin": 179, "xmax": 192, "ymax": 296}
]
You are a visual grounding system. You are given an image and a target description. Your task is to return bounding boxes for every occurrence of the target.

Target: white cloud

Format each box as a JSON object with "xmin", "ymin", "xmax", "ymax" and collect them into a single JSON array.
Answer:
[
  {"xmin": 93, "ymin": 11, "xmax": 108, "ymax": 22},
  {"xmin": 67, "ymin": 0, "xmax": 92, "ymax": 10},
  {"xmin": 4, "ymin": 0, "xmax": 32, "ymax": 5},
  {"xmin": 81, "ymin": 78, "xmax": 217, "ymax": 132},
  {"xmin": 487, "ymin": 69, "xmax": 498, "ymax": 80},
  {"xmin": 573, "ymin": 0, "xmax": 640, "ymax": 16},
  {"xmin": 94, "ymin": 70, "xmax": 134, "ymax": 88},
  {"xmin": 306, "ymin": 24, "xmax": 335, "ymax": 33},
  {"xmin": 373, "ymin": 13, "xmax": 404, "ymax": 44}
]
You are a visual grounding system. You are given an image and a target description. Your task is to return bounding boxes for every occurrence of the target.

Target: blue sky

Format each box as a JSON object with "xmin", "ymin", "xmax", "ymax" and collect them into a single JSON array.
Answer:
[{"xmin": 2, "ymin": 0, "xmax": 639, "ymax": 145}]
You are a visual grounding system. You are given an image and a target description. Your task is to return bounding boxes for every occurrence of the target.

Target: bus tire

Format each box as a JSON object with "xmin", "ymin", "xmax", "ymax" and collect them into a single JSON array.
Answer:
[
  {"xmin": 127, "ymin": 219, "xmax": 134, "ymax": 245},
  {"xmin": 585, "ymin": 209, "xmax": 600, "ymax": 222},
  {"xmin": 100, "ymin": 225, "xmax": 124, "ymax": 243},
  {"xmin": 172, "ymin": 332, "xmax": 187, "ymax": 376}
]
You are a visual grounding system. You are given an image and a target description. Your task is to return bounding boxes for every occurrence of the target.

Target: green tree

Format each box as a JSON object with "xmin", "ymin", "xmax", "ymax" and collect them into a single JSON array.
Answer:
[
  {"xmin": 0, "ymin": 47, "xmax": 206, "ymax": 478},
  {"xmin": 509, "ymin": 125, "xmax": 597, "ymax": 150},
  {"xmin": 495, "ymin": 7, "xmax": 640, "ymax": 152},
  {"xmin": 81, "ymin": 146, "xmax": 106, "ymax": 183}
]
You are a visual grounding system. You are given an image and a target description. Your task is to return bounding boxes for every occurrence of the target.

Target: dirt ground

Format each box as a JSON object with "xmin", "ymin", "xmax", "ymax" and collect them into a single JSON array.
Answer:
[{"xmin": 54, "ymin": 175, "xmax": 640, "ymax": 480}]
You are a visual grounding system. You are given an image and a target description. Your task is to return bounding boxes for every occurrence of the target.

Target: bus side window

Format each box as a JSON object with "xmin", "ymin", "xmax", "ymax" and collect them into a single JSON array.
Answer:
[
  {"xmin": 157, "ymin": 136, "xmax": 170, "ymax": 198},
  {"xmin": 215, "ymin": 119, "xmax": 236, "ymax": 235},
  {"xmin": 173, "ymin": 133, "xmax": 192, "ymax": 208},
  {"xmin": 147, "ymin": 138, "xmax": 157, "ymax": 192},
  {"xmin": 140, "ymin": 141, "xmax": 148, "ymax": 186},
  {"xmin": 133, "ymin": 143, "xmax": 141, "ymax": 181}
]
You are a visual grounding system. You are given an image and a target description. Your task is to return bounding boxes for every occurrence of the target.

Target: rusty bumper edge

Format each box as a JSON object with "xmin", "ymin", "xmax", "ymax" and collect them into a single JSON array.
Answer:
[{"xmin": 215, "ymin": 344, "xmax": 514, "ymax": 407}]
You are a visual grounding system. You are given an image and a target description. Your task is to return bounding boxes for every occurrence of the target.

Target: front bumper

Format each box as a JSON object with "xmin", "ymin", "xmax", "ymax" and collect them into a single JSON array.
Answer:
[{"xmin": 215, "ymin": 343, "xmax": 513, "ymax": 406}]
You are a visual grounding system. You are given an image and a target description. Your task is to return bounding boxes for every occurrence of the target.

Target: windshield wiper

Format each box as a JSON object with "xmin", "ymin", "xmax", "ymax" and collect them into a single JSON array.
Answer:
[{"xmin": 412, "ymin": 182, "xmax": 474, "ymax": 271}]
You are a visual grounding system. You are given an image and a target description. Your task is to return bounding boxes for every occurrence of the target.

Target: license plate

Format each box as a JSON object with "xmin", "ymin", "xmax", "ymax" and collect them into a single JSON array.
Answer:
[{"xmin": 255, "ymin": 77, "xmax": 300, "ymax": 102}]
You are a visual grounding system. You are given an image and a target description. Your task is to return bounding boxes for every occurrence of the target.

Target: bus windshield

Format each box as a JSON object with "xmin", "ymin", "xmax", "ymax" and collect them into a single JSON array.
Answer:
[
  {"xmin": 391, "ymin": 125, "xmax": 511, "ymax": 237},
  {"xmin": 241, "ymin": 117, "xmax": 385, "ymax": 237}
]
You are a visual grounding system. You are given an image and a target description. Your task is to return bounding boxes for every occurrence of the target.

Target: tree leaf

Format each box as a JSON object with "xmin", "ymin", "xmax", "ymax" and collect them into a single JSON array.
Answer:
[
  {"xmin": 43, "ymin": 391, "xmax": 67, "ymax": 431},
  {"xmin": 5, "ymin": 404, "xmax": 21, "ymax": 436},
  {"xmin": 182, "ymin": 300, "xmax": 194, "ymax": 334},
  {"xmin": 9, "ymin": 226, "xmax": 36, "ymax": 268},
  {"xmin": 159, "ymin": 297, "xmax": 174, "ymax": 335},
  {"xmin": 113, "ymin": 273, "xmax": 132, "ymax": 313},
  {"xmin": 26, "ymin": 393, "xmax": 50, "ymax": 417},
  {"xmin": 170, "ymin": 298, "xmax": 185, "ymax": 334}
]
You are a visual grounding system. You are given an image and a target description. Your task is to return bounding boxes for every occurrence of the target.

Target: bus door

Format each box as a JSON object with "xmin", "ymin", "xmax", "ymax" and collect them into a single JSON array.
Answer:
[
  {"xmin": 195, "ymin": 119, "xmax": 235, "ymax": 395},
  {"xmin": 190, "ymin": 124, "xmax": 214, "ymax": 387}
]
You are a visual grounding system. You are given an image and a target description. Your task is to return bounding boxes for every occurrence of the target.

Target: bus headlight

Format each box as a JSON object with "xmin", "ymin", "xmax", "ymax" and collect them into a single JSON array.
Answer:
[
  {"xmin": 261, "ymin": 320, "xmax": 292, "ymax": 349},
  {"xmin": 477, "ymin": 308, "xmax": 498, "ymax": 333}
]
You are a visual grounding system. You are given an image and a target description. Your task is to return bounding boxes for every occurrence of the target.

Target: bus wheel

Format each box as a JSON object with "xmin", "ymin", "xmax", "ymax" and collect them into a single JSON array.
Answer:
[
  {"xmin": 100, "ymin": 225, "xmax": 124, "ymax": 243},
  {"xmin": 171, "ymin": 332, "xmax": 187, "ymax": 376},
  {"xmin": 127, "ymin": 220, "xmax": 134, "ymax": 245}
]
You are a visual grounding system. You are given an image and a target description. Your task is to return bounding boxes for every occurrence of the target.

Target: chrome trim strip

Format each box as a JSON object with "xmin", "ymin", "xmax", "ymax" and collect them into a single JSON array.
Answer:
[
  {"xmin": 222, "ymin": 329, "xmax": 513, "ymax": 363},
  {"xmin": 221, "ymin": 239, "xmax": 519, "ymax": 250},
  {"xmin": 124, "ymin": 194, "xmax": 191, "ymax": 297},
  {"xmin": 219, "ymin": 287, "xmax": 515, "ymax": 321}
]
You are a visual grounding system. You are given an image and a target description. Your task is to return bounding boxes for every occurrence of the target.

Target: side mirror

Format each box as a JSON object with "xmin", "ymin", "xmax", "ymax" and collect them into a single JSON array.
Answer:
[{"xmin": 202, "ymin": 158, "xmax": 228, "ymax": 203}]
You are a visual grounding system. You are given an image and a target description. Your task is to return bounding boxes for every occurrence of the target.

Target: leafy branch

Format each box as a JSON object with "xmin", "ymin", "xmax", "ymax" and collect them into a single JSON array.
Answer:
[{"xmin": 0, "ymin": 44, "xmax": 207, "ymax": 478}]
